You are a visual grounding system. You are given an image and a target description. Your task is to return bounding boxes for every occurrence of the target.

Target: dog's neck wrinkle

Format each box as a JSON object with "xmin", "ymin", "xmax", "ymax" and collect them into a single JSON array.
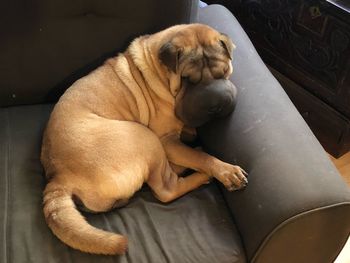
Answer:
[
  {"xmin": 104, "ymin": 58, "xmax": 144, "ymax": 122},
  {"xmin": 128, "ymin": 39, "xmax": 176, "ymax": 115},
  {"xmin": 143, "ymin": 48, "xmax": 174, "ymax": 107},
  {"xmin": 144, "ymin": 44, "xmax": 169, "ymax": 91},
  {"xmin": 123, "ymin": 52, "xmax": 155, "ymax": 125}
]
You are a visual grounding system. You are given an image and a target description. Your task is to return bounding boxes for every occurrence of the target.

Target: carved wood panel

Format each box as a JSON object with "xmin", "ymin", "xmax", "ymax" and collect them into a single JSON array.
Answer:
[{"xmin": 234, "ymin": 0, "xmax": 350, "ymax": 118}]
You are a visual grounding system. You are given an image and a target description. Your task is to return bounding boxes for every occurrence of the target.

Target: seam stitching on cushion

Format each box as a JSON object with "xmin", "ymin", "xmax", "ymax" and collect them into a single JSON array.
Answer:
[
  {"xmin": 6, "ymin": 109, "xmax": 11, "ymax": 263},
  {"xmin": 197, "ymin": 4, "xmax": 350, "ymax": 262},
  {"xmin": 3, "ymin": 108, "xmax": 11, "ymax": 263},
  {"xmin": 251, "ymin": 202, "xmax": 350, "ymax": 263},
  {"xmin": 186, "ymin": 0, "xmax": 191, "ymax": 23}
]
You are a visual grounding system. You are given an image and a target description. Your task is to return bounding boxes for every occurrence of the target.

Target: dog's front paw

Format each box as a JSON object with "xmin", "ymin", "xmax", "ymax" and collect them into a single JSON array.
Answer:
[{"xmin": 212, "ymin": 162, "xmax": 248, "ymax": 191}]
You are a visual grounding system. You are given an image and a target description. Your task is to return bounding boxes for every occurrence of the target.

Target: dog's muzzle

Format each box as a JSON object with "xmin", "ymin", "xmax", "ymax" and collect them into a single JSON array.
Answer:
[{"xmin": 175, "ymin": 79, "xmax": 237, "ymax": 128}]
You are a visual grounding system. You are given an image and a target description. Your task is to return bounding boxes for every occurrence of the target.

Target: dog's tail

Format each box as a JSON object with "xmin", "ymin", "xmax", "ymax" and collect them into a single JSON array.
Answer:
[{"xmin": 43, "ymin": 180, "xmax": 127, "ymax": 255}]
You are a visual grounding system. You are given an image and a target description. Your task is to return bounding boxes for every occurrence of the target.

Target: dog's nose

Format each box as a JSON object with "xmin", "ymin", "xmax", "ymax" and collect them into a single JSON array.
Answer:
[
  {"xmin": 203, "ymin": 79, "xmax": 237, "ymax": 117},
  {"xmin": 177, "ymin": 78, "xmax": 237, "ymax": 128},
  {"xmin": 207, "ymin": 98, "xmax": 233, "ymax": 117},
  {"xmin": 208, "ymin": 105, "xmax": 223, "ymax": 114}
]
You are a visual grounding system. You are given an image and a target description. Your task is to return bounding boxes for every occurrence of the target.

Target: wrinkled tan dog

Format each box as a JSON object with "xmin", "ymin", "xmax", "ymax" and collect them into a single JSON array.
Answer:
[{"xmin": 41, "ymin": 24, "xmax": 248, "ymax": 255}]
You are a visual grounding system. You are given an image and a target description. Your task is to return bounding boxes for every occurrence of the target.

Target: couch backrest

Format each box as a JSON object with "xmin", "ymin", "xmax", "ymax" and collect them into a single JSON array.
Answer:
[{"xmin": 0, "ymin": 0, "xmax": 198, "ymax": 107}]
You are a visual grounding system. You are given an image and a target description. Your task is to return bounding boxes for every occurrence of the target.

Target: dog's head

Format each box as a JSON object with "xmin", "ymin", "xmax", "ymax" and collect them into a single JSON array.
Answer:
[{"xmin": 158, "ymin": 24, "xmax": 236, "ymax": 127}]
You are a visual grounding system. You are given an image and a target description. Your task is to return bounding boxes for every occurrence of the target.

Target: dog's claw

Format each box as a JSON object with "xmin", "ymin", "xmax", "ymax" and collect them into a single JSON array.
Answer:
[
  {"xmin": 242, "ymin": 169, "xmax": 249, "ymax": 177},
  {"xmin": 228, "ymin": 183, "xmax": 246, "ymax": 192},
  {"xmin": 228, "ymin": 186, "xmax": 235, "ymax": 192},
  {"xmin": 213, "ymin": 162, "xmax": 248, "ymax": 191},
  {"xmin": 243, "ymin": 177, "xmax": 248, "ymax": 184},
  {"xmin": 226, "ymin": 182, "xmax": 245, "ymax": 192}
]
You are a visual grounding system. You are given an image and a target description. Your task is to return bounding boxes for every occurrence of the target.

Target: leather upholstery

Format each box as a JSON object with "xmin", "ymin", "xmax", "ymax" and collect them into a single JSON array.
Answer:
[
  {"xmin": 0, "ymin": 104, "xmax": 246, "ymax": 263},
  {"xmin": 1, "ymin": 1, "xmax": 350, "ymax": 262},
  {"xmin": 198, "ymin": 5, "xmax": 350, "ymax": 263},
  {"xmin": 0, "ymin": 0, "xmax": 198, "ymax": 107},
  {"xmin": 0, "ymin": 2, "xmax": 247, "ymax": 262}
]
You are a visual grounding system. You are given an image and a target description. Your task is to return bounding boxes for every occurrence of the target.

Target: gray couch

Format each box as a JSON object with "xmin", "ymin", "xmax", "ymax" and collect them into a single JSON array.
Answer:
[{"xmin": 1, "ymin": 1, "xmax": 349, "ymax": 262}]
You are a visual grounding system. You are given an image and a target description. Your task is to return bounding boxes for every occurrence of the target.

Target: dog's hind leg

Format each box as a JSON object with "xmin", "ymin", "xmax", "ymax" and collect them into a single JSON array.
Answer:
[
  {"xmin": 72, "ymin": 193, "xmax": 129, "ymax": 213},
  {"xmin": 169, "ymin": 162, "xmax": 188, "ymax": 175},
  {"xmin": 147, "ymin": 161, "xmax": 211, "ymax": 203}
]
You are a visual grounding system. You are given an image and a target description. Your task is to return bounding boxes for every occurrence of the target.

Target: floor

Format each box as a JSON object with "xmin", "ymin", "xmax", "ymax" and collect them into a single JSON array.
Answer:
[
  {"xmin": 331, "ymin": 152, "xmax": 350, "ymax": 187},
  {"xmin": 331, "ymin": 152, "xmax": 350, "ymax": 263}
]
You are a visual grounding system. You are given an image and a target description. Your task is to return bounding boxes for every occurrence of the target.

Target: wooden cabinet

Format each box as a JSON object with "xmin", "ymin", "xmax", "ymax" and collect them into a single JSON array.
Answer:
[{"xmin": 214, "ymin": 0, "xmax": 350, "ymax": 157}]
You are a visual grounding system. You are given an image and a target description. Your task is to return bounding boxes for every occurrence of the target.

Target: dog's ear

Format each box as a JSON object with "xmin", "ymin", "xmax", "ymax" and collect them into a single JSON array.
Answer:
[
  {"xmin": 219, "ymin": 33, "xmax": 236, "ymax": 60},
  {"xmin": 159, "ymin": 42, "xmax": 182, "ymax": 73}
]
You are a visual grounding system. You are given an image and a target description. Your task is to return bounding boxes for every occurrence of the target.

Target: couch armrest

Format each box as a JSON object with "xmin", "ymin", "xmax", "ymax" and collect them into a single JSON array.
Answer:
[{"xmin": 198, "ymin": 5, "xmax": 350, "ymax": 263}]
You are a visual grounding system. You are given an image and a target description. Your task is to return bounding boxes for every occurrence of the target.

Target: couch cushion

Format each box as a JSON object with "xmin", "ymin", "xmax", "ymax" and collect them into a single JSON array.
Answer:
[
  {"xmin": 0, "ymin": 0, "xmax": 198, "ymax": 107},
  {"xmin": 0, "ymin": 104, "xmax": 246, "ymax": 263}
]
